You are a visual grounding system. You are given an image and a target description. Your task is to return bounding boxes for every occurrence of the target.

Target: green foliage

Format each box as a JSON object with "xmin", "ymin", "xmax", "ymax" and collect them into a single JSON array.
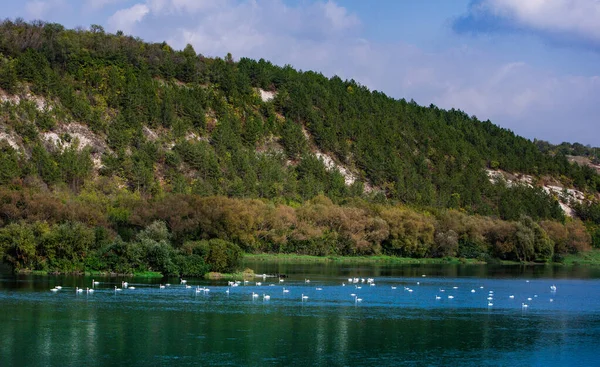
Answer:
[
  {"xmin": 0, "ymin": 54, "xmax": 18, "ymax": 93},
  {"xmin": 0, "ymin": 222, "xmax": 36, "ymax": 270},
  {"xmin": 0, "ymin": 144, "xmax": 21, "ymax": 184},
  {"xmin": 175, "ymin": 140, "xmax": 221, "ymax": 182},
  {"xmin": 281, "ymin": 119, "xmax": 307, "ymax": 159},
  {"xmin": 139, "ymin": 238, "xmax": 178, "ymax": 275},
  {"xmin": 137, "ymin": 220, "xmax": 171, "ymax": 243},
  {"xmin": 204, "ymin": 239, "xmax": 242, "ymax": 273},
  {"xmin": 512, "ymin": 216, "xmax": 554, "ymax": 263},
  {"xmin": 175, "ymin": 254, "xmax": 208, "ymax": 276},
  {"xmin": 40, "ymin": 221, "xmax": 95, "ymax": 269}
]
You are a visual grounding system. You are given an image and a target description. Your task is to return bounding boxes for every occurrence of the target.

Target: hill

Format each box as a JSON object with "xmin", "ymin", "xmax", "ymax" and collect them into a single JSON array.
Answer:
[{"xmin": 0, "ymin": 20, "xmax": 599, "ymax": 274}]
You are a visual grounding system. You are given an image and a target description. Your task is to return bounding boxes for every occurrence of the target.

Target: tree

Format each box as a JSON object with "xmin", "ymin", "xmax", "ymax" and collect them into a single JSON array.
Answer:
[
  {"xmin": 280, "ymin": 119, "xmax": 307, "ymax": 159},
  {"xmin": 205, "ymin": 239, "xmax": 242, "ymax": 273},
  {"xmin": 0, "ymin": 55, "xmax": 18, "ymax": 93},
  {"xmin": 0, "ymin": 223, "xmax": 37, "ymax": 270},
  {"xmin": 0, "ymin": 144, "xmax": 21, "ymax": 184}
]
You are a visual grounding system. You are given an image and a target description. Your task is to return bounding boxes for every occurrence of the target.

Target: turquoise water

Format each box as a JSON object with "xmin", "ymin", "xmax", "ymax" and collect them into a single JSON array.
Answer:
[{"xmin": 1, "ymin": 264, "xmax": 600, "ymax": 366}]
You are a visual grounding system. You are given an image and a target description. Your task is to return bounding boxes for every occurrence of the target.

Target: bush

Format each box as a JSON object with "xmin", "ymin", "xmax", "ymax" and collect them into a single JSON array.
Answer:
[
  {"xmin": 139, "ymin": 238, "xmax": 178, "ymax": 275},
  {"xmin": 204, "ymin": 239, "xmax": 242, "ymax": 273},
  {"xmin": 175, "ymin": 254, "xmax": 209, "ymax": 276}
]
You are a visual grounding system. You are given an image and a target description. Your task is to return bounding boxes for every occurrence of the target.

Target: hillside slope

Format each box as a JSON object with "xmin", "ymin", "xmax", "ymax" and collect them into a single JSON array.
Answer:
[{"xmin": 0, "ymin": 20, "xmax": 599, "ymax": 273}]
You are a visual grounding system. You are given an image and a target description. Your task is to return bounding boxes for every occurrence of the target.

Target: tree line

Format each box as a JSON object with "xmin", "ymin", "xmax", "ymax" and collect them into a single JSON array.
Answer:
[{"xmin": 0, "ymin": 185, "xmax": 592, "ymax": 274}]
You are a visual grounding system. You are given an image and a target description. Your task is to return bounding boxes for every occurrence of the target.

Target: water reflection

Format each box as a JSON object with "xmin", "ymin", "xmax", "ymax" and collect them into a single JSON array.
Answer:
[{"xmin": 242, "ymin": 260, "xmax": 600, "ymax": 280}]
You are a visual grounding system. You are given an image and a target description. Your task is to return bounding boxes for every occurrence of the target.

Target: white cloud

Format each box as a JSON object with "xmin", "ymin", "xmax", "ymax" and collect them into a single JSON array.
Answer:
[
  {"xmin": 321, "ymin": 1, "xmax": 360, "ymax": 31},
  {"xmin": 124, "ymin": 0, "xmax": 361, "ymax": 59},
  {"xmin": 25, "ymin": 0, "xmax": 66, "ymax": 19},
  {"xmin": 145, "ymin": 0, "xmax": 225, "ymax": 14},
  {"xmin": 84, "ymin": 0, "xmax": 129, "ymax": 11},
  {"xmin": 107, "ymin": 3, "xmax": 150, "ymax": 34},
  {"xmin": 470, "ymin": 0, "xmax": 600, "ymax": 44}
]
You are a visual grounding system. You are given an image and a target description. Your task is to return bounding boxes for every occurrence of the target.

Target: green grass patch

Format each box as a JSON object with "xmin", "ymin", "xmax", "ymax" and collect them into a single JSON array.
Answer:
[
  {"xmin": 204, "ymin": 268, "xmax": 255, "ymax": 280},
  {"xmin": 132, "ymin": 271, "xmax": 164, "ymax": 278},
  {"xmin": 560, "ymin": 249, "xmax": 600, "ymax": 266},
  {"xmin": 27, "ymin": 270, "xmax": 49, "ymax": 275},
  {"xmin": 84, "ymin": 270, "xmax": 110, "ymax": 276},
  {"xmin": 243, "ymin": 253, "xmax": 486, "ymax": 265}
]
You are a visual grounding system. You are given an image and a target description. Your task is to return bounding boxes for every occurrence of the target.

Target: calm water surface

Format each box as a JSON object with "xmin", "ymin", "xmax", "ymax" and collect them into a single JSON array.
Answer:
[{"xmin": 1, "ymin": 263, "xmax": 600, "ymax": 366}]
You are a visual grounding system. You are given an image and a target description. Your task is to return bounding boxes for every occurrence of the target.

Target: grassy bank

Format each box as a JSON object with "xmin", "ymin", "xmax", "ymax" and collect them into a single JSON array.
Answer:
[
  {"xmin": 560, "ymin": 249, "xmax": 600, "ymax": 266},
  {"xmin": 244, "ymin": 252, "xmax": 600, "ymax": 266},
  {"xmin": 15, "ymin": 269, "xmax": 164, "ymax": 277},
  {"xmin": 204, "ymin": 268, "xmax": 255, "ymax": 280},
  {"xmin": 243, "ymin": 253, "xmax": 487, "ymax": 265}
]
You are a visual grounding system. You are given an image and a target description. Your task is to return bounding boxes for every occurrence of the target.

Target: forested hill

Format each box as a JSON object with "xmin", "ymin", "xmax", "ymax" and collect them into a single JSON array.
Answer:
[{"xmin": 0, "ymin": 20, "xmax": 599, "ymax": 274}]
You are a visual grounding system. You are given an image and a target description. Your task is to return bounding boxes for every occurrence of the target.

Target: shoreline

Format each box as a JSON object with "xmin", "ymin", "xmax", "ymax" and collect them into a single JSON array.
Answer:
[
  {"xmin": 243, "ymin": 253, "xmax": 489, "ymax": 265},
  {"xmin": 10, "ymin": 250, "xmax": 600, "ymax": 277},
  {"xmin": 243, "ymin": 251, "xmax": 600, "ymax": 266},
  {"xmin": 15, "ymin": 270, "xmax": 164, "ymax": 278}
]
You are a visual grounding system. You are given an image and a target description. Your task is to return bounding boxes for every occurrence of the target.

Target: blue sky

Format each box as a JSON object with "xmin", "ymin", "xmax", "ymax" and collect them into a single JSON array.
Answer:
[{"xmin": 3, "ymin": 0, "xmax": 600, "ymax": 146}]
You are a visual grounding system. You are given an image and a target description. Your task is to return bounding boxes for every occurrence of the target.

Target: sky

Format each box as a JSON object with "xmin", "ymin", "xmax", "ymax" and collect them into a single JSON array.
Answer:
[{"xmin": 2, "ymin": 0, "xmax": 600, "ymax": 146}]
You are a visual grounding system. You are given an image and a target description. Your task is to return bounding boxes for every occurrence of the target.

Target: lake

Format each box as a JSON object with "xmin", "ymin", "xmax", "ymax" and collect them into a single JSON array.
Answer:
[{"xmin": 1, "ymin": 262, "xmax": 600, "ymax": 366}]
